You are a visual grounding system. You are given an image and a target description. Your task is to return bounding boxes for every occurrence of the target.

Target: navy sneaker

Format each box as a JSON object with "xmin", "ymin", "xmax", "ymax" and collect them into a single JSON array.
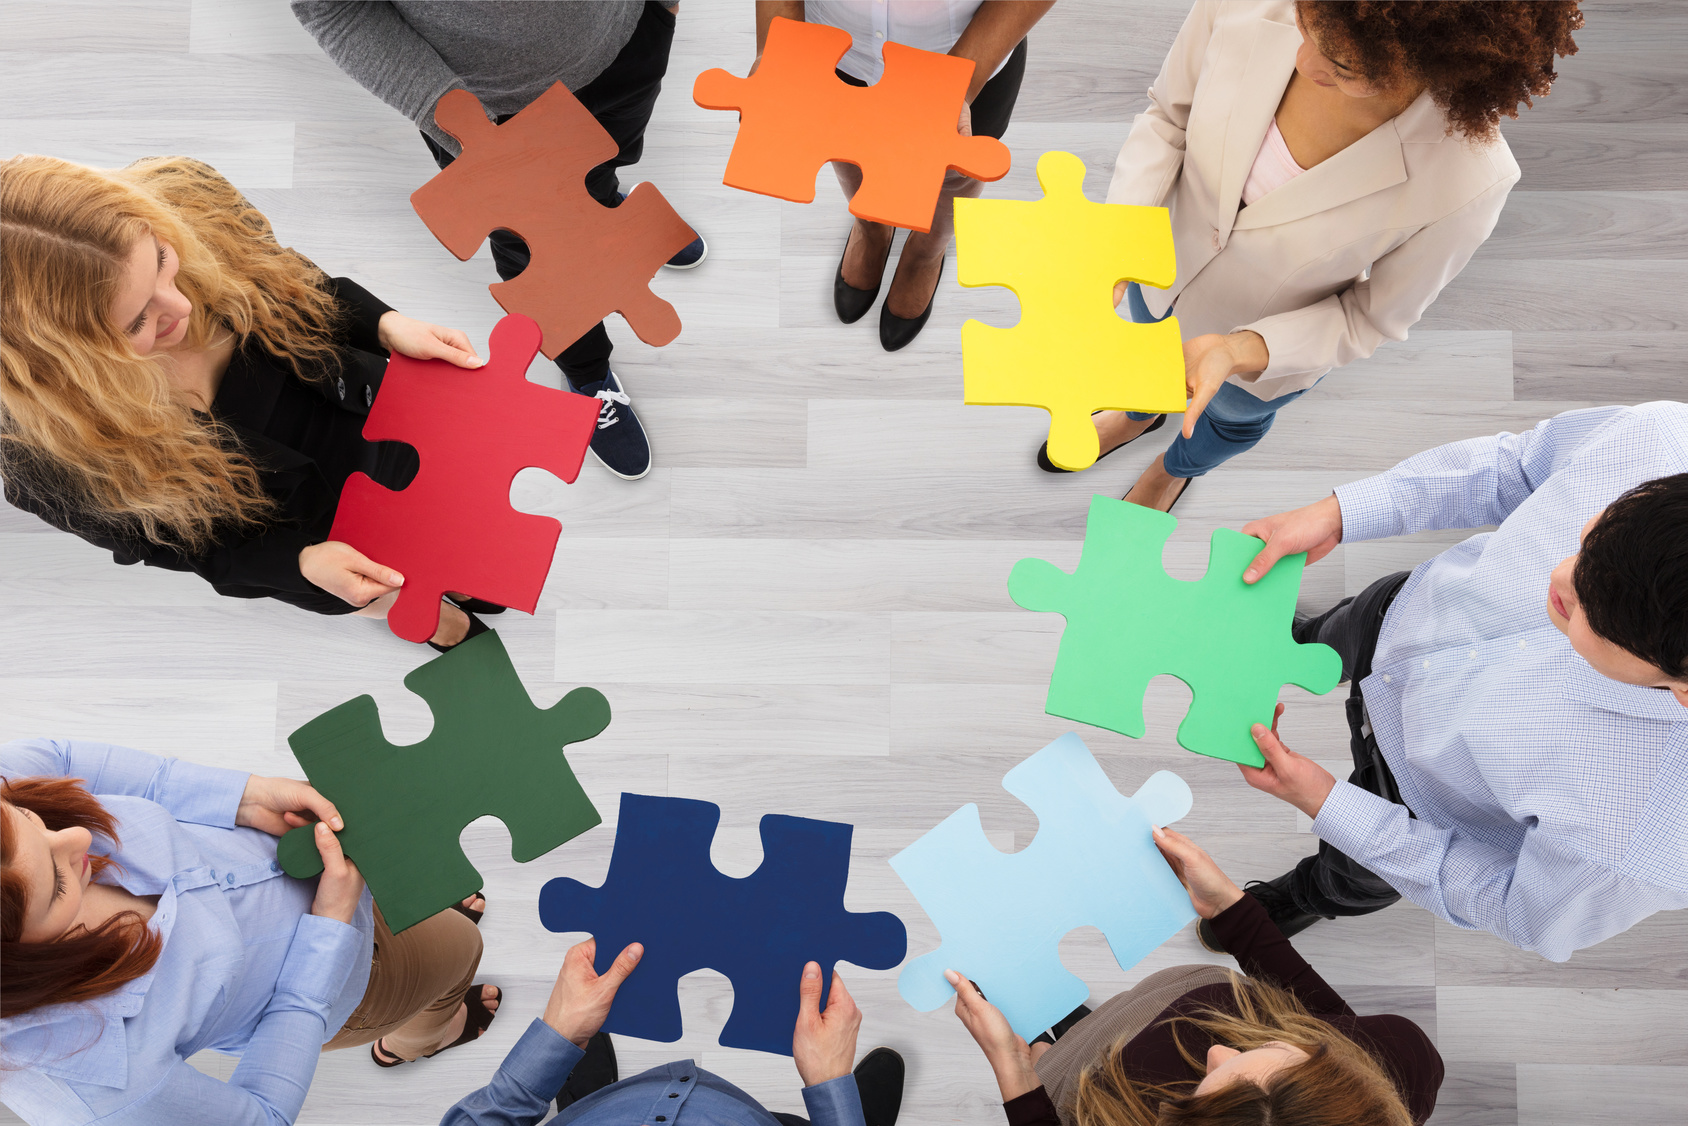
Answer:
[
  {"xmin": 570, "ymin": 371, "xmax": 652, "ymax": 481},
  {"xmin": 615, "ymin": 190, "xmax": 707, "ymax": 269}
]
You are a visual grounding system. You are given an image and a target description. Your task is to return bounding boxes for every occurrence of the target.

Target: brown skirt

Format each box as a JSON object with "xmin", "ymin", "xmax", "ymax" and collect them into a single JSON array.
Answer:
[{"xmin": 1034, "ymin": 964, "xmax": 1236, "ymax": 1124}]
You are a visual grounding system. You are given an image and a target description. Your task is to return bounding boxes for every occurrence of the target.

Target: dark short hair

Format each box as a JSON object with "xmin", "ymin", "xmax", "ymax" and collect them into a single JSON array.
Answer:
[{"xmin": 1574, "ymin": 473, "xmax": 1688, "ymax": 680}]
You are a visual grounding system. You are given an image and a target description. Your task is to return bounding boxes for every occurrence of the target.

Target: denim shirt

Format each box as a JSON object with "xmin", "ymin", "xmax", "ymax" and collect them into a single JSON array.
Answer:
[
  {"xmin": 441, "ymin": 1018, "xmax": 865, "ymax": 1126},
  {"xmin": 0, "ymin": 740, "xmax": 374, "ymax": 1126}
]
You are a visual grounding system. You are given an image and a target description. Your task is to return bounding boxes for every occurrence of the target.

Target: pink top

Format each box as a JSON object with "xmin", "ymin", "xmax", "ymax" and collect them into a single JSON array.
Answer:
[{"xmin": 1240, "ymin": 118, "xmax": 1307, "ymax": 206}]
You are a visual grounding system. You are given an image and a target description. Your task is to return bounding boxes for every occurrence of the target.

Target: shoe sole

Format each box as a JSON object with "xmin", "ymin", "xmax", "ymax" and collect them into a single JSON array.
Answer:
[
  {"xmin": 589, "ymin": 445, "xmax": 652, "ymax": 482},
  {"xmin": 662, "ymin": 238, "xmax": 708, "ymax": 270}
]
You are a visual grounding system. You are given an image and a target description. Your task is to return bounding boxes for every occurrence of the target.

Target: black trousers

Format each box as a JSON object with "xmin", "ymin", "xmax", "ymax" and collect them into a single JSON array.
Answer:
[
  {"xmin": 1286, "ymin": 571, "xmax": 1414, "ymax": 917},
  {"xmin": 832, "ymin": 36, "xmax": 1028, "ymax": 140},
  {"xmin": 421, "ymin": 0, "xmax": 678, "ymax": 387}
]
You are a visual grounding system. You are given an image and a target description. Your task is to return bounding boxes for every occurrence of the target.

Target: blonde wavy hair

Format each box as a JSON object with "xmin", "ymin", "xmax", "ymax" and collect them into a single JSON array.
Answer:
[
  {"xmin": 1071, "ymin": 973, "xmax": 1414, "ymax": 1126},
  {"xmin": 0, "ymin": 155, "xmax": 345, "ymax": 551}
]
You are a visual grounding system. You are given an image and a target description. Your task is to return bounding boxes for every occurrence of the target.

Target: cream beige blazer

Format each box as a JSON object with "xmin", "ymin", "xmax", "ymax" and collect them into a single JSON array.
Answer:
[{"xmin": 1106, "ymin": 0, "xmax": 1520, "ymax": 401}]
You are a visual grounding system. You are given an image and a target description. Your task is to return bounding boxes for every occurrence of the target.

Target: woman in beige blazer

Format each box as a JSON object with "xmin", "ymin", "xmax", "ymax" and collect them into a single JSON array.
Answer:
[{"xmin": 1049, "ymin": 0, "xmax": 1582, "ymax": 511}]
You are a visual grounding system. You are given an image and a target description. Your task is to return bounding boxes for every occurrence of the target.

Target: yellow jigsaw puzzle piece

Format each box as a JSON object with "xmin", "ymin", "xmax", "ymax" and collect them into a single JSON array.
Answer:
[{"xmin": 956, "ymin": 151, "xmax": 1187, "ymax": 471}]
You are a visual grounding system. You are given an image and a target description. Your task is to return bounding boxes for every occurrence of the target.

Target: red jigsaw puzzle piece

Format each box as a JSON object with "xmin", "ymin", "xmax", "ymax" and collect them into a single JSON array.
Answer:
[
  {"xmin": 411, "ymin": 82, "xmax": 697, "ymax": 359},
  {"xmin": 693, "ymin": 17, "xmax": 1011, "ymax": 232},
  {"xmin": 329, "ymin": 315, "xmax": 600, "ymax": 644}
]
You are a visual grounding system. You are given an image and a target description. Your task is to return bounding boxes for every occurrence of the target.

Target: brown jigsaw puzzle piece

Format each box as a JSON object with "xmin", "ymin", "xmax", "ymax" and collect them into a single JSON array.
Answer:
[
  {"xmin": 693, "ymin": 17, "xmax": 1011, "ymax": 232},
  {"xmin": 412, "ymin": 82, "xmax": 696, "ymax": 359}
]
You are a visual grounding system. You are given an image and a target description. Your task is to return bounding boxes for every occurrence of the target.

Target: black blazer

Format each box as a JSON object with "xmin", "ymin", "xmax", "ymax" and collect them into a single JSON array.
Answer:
[{"xmin": 4, "ymin": 277, "xmax": 407, "ymax": 613}]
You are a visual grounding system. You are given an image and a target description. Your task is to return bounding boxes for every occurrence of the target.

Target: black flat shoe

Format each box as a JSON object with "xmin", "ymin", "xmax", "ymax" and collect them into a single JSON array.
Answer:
[
  {"xmin": 1030, "ymin": 1003, "xmax": 1093, "ymax": 1046},
  {"xmin": 853, "ymin": 1046, "xmax": 905, "ymax": 1126},
  {"xmin": 1038, "ymin": 413, "xmax": 1166, "ymax": 473},
  {"xmin": 1123, "ymin": 473, "xmax": 1192, "ymax": 515},
  {"xmin": 446, "ymin": 595, "xmax": 506, "ymax": 616},
  {"xmin": 834, "ymin": 224, "xmax": 895, "ymax": 324},
  {"xmin": 427, "ymin": 607, "xmax": 488, "ymax": 654},
  {"xmin": 879, "ymin": 254, "xmax": 944, "ymax": 352},
  {"xmin": 555, "ymin": 1031, "xmax": 618, "ymax": 1111}
]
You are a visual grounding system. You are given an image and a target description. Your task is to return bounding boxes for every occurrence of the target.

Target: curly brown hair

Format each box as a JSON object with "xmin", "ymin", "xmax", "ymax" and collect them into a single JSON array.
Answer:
[{"xmin": 1295, "ymin": 1, "xmax": 1583, "ymax": 141}]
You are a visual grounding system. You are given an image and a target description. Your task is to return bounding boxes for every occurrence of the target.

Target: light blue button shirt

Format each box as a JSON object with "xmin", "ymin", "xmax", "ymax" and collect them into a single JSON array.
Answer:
[
  {"xmin": 1316, "ymin": 402, "xmax": 1688, "ymax": 961},
  {"xmin": 0, "ymin": 740, "xmax": 374, "ymax": 1125},
  {"xmin": 441, "ymin": 1018, "xmax": 865, "ymax": 1126}
]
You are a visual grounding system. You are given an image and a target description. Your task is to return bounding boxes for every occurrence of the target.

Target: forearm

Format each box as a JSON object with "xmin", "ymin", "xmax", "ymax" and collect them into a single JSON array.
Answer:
[
  {"xmin": 439, "ymin": 1020, "xmax": 584, "ymax": 1126},
  {"xmin": 291, "ymin": 1, "xmax": 466, "ymax": 150},
  {"xmin": 0, "ymin": 739, "xmax": 247, "ymax": 825},
  {"xmin": 755, "ymin": 0, "xmax": 804, "ymax": 55},
  {"xmin": 1209, "ymin": 895, "xmax": 1352, "ymax": 1015},
  {"xmin": 950, "ymin": 1, "xmax": 1055, "ymax": 101}
]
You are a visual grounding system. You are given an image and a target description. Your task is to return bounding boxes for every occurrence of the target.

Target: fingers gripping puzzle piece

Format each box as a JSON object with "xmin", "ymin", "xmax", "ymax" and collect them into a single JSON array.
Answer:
[
  {"xmin": 329, "ymin": 314, "xmax": 599, "ymax": 644},
  {"xmin": 537, "ymin": 793, "xmax": 907, "ymax": 1056},
  {"xmin": 956, "ymin": 151, "xmax": 1187, "ymax": 470},
  {"xmin": 411, "ymin": 83, "xmax": 697, "ymax": 358},
  {"xmin": 275, "ymin": 630, "xmax": 609, "ymax": 934},
  {"xmin": 692, "ymin": 16, "xmax": 1011, "ymax": 231},
  {"xmin": 892, "ymin": 733, "xmax": 1196, "ymax": 1040},
  {"xmin": 1009, "ymin": 497, "xmax": 1343, "ymax": 766}
]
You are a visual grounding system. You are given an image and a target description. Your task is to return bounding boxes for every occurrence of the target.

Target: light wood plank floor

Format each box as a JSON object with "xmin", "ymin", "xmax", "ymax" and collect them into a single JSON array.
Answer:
[{"xmin": 2, "ymin": 2, "xmax": 1684, "ymax": 1123}]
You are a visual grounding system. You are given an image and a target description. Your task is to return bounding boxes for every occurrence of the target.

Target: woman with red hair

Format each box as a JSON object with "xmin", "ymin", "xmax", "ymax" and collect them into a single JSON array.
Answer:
[{"xmin": 0, "ymin": 739, "xmax": 496, "ymax": 1125}]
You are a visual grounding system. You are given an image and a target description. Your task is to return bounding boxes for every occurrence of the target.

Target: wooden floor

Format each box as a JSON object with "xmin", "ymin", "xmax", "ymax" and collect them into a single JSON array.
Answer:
[{"xmin": 2, "ymin": 1, "xmax": 1685, "ymax": 1123}]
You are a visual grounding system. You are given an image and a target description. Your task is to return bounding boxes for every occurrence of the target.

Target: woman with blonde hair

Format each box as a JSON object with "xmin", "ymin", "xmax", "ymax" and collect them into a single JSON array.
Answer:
[
  {"xmin": 0, "ymin": 738, "xmax": 500, "ymax": 1125},
  {"xmin": 0, "ymin": 154, "xmax": 489, "ymax": 649},
  {"xmin": 948, "ymin": 827, "xmax": 1441, "ymax": 1125}
]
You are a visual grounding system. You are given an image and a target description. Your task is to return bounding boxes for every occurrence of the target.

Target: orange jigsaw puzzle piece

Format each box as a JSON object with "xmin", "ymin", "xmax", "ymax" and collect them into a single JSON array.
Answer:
[
  {"xmin": 411, "ymin": 82, "xmax": 697, "ymax": 359},
  {"xmin": 693, "ymin": 17, "xmax": 1011, "ymax": 232}
]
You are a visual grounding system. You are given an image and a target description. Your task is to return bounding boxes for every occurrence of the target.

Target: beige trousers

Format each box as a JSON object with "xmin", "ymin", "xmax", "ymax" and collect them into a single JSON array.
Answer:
[
  {"xmin": 1034, "ymin": 964, "xmax": 1236, "ymax": 1124},
  {"xmin": 323, "ymin": 905, "xmax": 484, "ymax": 1060}
]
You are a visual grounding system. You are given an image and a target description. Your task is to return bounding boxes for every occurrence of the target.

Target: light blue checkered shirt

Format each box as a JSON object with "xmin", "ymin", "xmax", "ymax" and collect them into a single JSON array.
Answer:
[{"xmin": 1315, "ymin": 402, "xmax": 1688, "ymax": 961}]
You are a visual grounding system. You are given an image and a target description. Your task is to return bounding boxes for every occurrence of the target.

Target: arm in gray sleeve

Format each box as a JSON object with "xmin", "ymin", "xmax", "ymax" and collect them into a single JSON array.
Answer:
[{"xmin": 291, "ymin": 1, "xmax": 471, "ymax": 152}]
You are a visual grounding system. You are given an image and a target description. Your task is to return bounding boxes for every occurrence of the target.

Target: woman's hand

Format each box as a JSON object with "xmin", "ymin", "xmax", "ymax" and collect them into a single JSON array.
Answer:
[
  {"xmin": 299, "ymin": 541, "xmax": 403, "ymax": 607},
  {"xmin": 945, "ymin": 969, "xmax": 1042, "ymax": 1102},
  {"xmin": 1240, "ymin": 494, "xmax": 1344, "ymax": 584},
  {"xmin": 542, "ymin": 937, "xmax": 644, "ymax": 1048},
  {"xmin": 376, "ymin": 311, "xmax": 484, "ymax": 369},
  {"xmin": 307, "ymin": 821, "xmax": 365, "ymax": 924},
  {"xmin": 1238, "ymin": 704, "xmax": 1339, "ymax": 819},
  {"xmin": 1180, "ymin": 331, "xmax": 1268, "ymax": 439},
  {"xmin": 236, "ymin": 776, "xmax": 342, "ymax": 837},
  {"xmin": 1152, "ymin": 826, "xmax": 1245, "ymax": 920},
  {"xmin": 793, "ymin": 963, "xmax": 862, "ymax": 1087}
]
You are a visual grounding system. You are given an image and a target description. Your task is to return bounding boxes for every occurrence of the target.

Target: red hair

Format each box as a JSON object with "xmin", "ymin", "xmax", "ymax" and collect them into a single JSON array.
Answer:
[{"xmin": 1, "ymin": 776, "xmax": 161, "ymax": 1018}]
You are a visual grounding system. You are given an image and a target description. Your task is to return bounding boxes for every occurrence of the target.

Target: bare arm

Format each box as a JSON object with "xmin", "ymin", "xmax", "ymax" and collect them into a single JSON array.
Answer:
[
  {"xmin": 755, "ymin": 0, "xmax": 805, "ymax": 57},
  {"xmin": 950, "ymin": 1, "xmax": 1056, "ymax": 101}
]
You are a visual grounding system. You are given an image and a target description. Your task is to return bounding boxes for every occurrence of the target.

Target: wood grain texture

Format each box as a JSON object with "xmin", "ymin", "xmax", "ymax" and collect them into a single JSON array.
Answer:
[{"xmin": 1, "ymin": 1, "xmax": 1683, "ymax": 1124}]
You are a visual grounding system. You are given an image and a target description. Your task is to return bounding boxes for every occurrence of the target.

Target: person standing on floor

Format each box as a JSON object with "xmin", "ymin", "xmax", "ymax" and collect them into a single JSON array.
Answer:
[
  {"xmin": 949, "ymin": 827, "xmax": 1440, "ymax": 1125},
  {"xmin": 0, "ymin": 738, "xmax": 498, "ymax": 1125},
  {"xmin": 1047, "ymin": 1, "xmax": 1581, "ymax": 513},
  {"xmin": 436, "ymin": 937, "xmax": 906, "ymax": 1126},
  {"xmin": 754, "ymin": 1, "xmax": 1054, "ymax": 351},
  {"xmin": 293, "ymin": 0, "xmax": 709, "ymax": 482},
  {"xmin": 0, "ymin": 155, "xmax": 489, "ymax": 650},
  {"xmin": 1224, "ymin": 401, "xmax": 1688, "ymax": 961}
]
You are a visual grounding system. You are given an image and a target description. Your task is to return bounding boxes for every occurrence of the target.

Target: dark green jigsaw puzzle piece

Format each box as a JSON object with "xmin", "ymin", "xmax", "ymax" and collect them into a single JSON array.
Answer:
[
  {"xmin": 276, "ymin": 629, "xmax": 609, "ymax": 932},
  {"xmin": 1008, "ymin": 496, "xmax": 1341, "ymax": 767}
]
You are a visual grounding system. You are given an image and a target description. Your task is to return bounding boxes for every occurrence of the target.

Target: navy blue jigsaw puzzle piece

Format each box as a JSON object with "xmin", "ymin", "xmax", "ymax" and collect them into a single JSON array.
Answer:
[{"xmin": 537, "ymin": 792, "xmax": 907, "ymax": 1055}]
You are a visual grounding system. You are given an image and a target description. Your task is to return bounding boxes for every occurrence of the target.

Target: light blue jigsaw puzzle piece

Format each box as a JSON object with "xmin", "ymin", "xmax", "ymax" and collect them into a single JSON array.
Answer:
[{"xmin": 891, "ymin": 732, "xmax": 1196, "ymax": 1040}]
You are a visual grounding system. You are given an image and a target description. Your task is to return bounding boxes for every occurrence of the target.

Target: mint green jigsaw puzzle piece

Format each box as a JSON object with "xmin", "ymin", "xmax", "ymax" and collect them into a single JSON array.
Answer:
[{"xmin": 1008, "ymin": 496, "xmax": 1341, "ymax": 767}]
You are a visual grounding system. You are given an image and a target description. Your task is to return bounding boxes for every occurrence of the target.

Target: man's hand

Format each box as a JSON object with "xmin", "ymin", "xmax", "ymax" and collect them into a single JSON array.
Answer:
[
  {"xmin": 1241, "ymin": 494, "xmax": 1343, "ymax": 584},
  {"xmin": 299, "ymin": 541, "xmax": 403, "ymax": 607},
  {"xmin": 1238, "ymin": 704, "xmax": 1338, "ymax": 819},
  {"xmin": 944, "ymin": 970, "xmax": 1040, "ymax": 1102},
  {"xmin": 792, "ymin": 962, "xmax": 860, "ymax": 1087},
  {"xmin": 236, "ymin": 775, "xmax": 342, "ymax": 837},
  {"xmin": 1152, "ymin": 826, "xmax": 1245, "ymax": 920},
  {"xmin": 542, "ymin": 938, "xmax": 644, "ymax": 1049},
  {"xmin": 376, "ymin": 311, "xmax": 484, "ymax": 368}
]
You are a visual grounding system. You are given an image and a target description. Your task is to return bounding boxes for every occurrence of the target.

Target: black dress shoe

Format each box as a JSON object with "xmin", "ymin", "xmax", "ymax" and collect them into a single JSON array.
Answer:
[
  {"xmin": 555, "ymin": 1032, "xmax": 618, "ymax": 1111},
  {"xmin": 1038, "ymin": 414, "xmax": 1165, "ymax": 473},
  {"xmin": 1030, "ymin": 1002, "xmax": 1093, "ymax": 1045},
  {"xmin": 879, "ymin": 254, "xmax": 944, "ymax": 352},
  {"xmin": 834, "ymin": 225, "xmax": 895, "ymax": 324},
  {"xmin": 1197, "ymin": 872, "xmax": 1332, "ymax": 951},
  {"xmin": 852, "ymin": 1047, "xmax": 905, "ymax": 1126}
]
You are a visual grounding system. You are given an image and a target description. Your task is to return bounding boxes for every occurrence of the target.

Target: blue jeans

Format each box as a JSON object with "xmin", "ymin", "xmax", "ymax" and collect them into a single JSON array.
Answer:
[{"xmin": 1122, "ymin": 283, "xmax": 1308, "ymax": 478}]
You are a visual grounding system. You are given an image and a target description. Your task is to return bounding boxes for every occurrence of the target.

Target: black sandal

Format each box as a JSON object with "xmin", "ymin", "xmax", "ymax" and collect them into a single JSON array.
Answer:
[
  {"xmin": 451, "ymin": 891, "xmax": 485, "ymax": 926},
  {"xmin": 370, "ymin": 984, "xmax": 502, "ymax": 1067},
  {"xmin": 427, "ymin": 607, "xmax": 489, "ymax": 654},
  {"xmin": 446, "ymin": 594, "xmax": 507, "ymax": 616},
  {"xmin": 1038, "ymin": 413, "xmax": 1165, "ymax": 473}
]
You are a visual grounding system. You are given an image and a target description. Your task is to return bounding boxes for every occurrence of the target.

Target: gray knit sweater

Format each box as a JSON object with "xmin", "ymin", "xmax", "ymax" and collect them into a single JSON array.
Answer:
[{"xmin": 292, "ymin": 1, "xmax": 645, "ymax": 154}]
